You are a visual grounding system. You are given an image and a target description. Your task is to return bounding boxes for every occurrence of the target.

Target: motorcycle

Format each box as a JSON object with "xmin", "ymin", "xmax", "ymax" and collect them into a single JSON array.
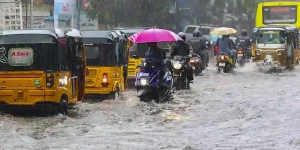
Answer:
[
  {"xmin": 133, "ymin": 55, "xmax": 173, "ymax": 103},
  {"xmin": 190, "ymin": 53, "xmax": 202, "ymax": 76},
  {"xmin": 236, "ymin": 43, "xmax": 252, "ymax": 67},
  {"xmin": 171, "ymin": 55, "xmax": 190, "ymax": 90},
  {"xmin": 217, "ymin": 52, "xmax": 234, "ymax": 73}
]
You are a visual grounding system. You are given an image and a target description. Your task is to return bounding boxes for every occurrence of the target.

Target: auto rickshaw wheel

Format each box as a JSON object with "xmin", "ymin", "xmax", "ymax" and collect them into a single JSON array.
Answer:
[
  {"xmin": 109, "ymin": 87, "xmax": 120, "ymax": 100},
  {"xmin": 59, "ymin": 98, "xmax": 68, "ymax": 116}
]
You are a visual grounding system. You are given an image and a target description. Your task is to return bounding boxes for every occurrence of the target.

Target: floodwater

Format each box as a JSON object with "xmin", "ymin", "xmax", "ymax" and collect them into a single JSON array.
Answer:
[{"xmin": 1, "ymin": 63, "xmax": 300, "ymax": 150}]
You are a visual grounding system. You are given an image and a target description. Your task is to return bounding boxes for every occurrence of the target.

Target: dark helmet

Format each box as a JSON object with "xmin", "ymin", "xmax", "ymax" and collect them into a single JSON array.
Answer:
[
  {"xmin": 178, "ymin": 32, "xmax": 186, "ymax": 41},
  {"xmin": 193, "ymin": 30, "xmax": 200, "ymax": 37},
  {"xmin": 241, "ymin": 29, "xmax": 248, "ymax": 36}
]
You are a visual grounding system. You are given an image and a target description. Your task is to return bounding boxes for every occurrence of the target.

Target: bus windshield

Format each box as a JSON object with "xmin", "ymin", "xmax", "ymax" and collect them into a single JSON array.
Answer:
[
  {"xmin": 256, "ymin": 30, "xmax": 286, "ymax": 44},
  {"xmin": 263, "ymin": 6, "xmax": 297, "ymax": 24}
]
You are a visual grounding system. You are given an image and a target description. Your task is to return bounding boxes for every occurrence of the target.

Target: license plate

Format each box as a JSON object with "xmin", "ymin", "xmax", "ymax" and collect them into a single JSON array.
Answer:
[
  {"xmin": 86, "ymin": 81, "xmax": 94, "ymax": 84},
  {"xmin": 192, "ymin": 67, "xmax": 195, "ymax": 69},
  {"xmin": 219, "ymin": 63, "xmax": 225, "ymax": 67},
  {"xmin": 16, "ymin": 92, "xmax": 24, "ymax": 101},
  {"xmin": 238, "ymin": 54, "xmax": 243, "ymax": 56},
  {"xmin": 139, "ymin": 73, "xmax": 149, "ymax": 76}
]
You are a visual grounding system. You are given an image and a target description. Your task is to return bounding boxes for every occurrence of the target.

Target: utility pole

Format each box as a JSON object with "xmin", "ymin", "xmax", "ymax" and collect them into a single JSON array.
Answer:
[
  {"xmin": 30, "ymin": 0, "xmax": 33, "ymax": 29},
  {"xmin": 76, "ymin": 0, "xmax": 81, "ymax": 29},
  {"xmin": 25, "ymin": 1, "xmax": 28, "ymax": 29}
]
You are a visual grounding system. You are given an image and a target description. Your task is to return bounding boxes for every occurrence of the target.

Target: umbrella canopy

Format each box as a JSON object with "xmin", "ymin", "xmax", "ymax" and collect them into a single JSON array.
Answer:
[
  {"xmin": 128, "ymin": 28, "xmax": 182, "ymax": 43},
  {"xmin": 210, "ymin": 27, "xmax": 237, "ymax": 35}
]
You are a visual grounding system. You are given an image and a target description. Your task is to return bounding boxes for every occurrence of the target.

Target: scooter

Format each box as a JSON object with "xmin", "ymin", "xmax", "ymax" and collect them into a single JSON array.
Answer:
[{"xmin": 134, "ymin": 55, "xmax": 173, "ymax": 103}]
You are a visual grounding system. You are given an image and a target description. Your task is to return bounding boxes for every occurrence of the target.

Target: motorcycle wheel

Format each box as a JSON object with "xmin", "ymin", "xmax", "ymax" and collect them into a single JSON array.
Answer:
[
  {"xmin": 194, "ymin": 66, "xmax": 201, "ymax": 76},
  {"xmin": 140, "ymin": 94, "xmax": 152, "ymax": 102},
  {"xmin": 238, "ymin": 59, "xmax": 245, "ymax": 67}
]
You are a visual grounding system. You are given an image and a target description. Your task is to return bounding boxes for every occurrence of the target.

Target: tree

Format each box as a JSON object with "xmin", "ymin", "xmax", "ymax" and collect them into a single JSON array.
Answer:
[
  {"xmin": 86, "ymin": 0, "xmax": 172, "ymax": 28},
  {"xmin": 237, "ymin": 0, "xmax": 260, "ymax": 33}
]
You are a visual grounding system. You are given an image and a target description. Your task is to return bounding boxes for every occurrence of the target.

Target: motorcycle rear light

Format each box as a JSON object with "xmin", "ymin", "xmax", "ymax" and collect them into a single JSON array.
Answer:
[
  {"xmin": 215, "ymin": 46, "xmax": 219, "ymax": 52},
  {"xmin": 238, "ymin": 50, "xmax": 243, "ymax": 54}
]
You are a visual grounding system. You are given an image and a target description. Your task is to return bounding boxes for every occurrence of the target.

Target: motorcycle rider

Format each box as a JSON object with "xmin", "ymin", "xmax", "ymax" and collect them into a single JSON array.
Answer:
[
  {"xmin": 189, "ymin": 30, "xmax": 210, "ymax": 74},
  {"xmin": 216, "ymin": 34, "xmax": 237, "ymax": 66},
  {"xmin": 145, "ymin": 42, "xmax": 167, "ymax": 84},
  {"xmin": 235, "ymin": 29, "xmax": 252, "ymax": 58},
  {"xmin": 170, "ymin": 32, "xmax": 194, "ymax": 88}
]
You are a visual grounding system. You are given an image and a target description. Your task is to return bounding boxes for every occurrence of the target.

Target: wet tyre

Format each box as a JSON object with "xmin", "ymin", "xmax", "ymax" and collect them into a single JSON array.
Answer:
[
  {"xmin": 59, "ymin": 99, "xmax": 68, "ymax": 116},
  {"xmin": 140, "ymin": 94, "xmax": 151, "ymax": 102},
  {"xmin": 109, "ymin": 88, "xmax": 120, "ymax": 100},
  {"xmin": 194, "ymin": 66, "xmax": 201, "ymax": 76}
]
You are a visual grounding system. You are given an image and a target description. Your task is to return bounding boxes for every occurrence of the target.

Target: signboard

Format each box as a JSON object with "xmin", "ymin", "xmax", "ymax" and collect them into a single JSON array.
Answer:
[
  {"xmin": 82, "ymin": 0, "xmax": 89, "ymax": 12},
  {"xmin": 80, "ymin": 13, "xmax": 97, "ymax": 30},
  {"xmin": 54, "ymin": 0, "xmax": 76, "ymax": 28},
  {"xmin": 263, "ymin": 6, "xmax": 297, "ymax": 24},
  {"xmin": 8, "ymin": 48, "xmax": 34, "ymax": 66}
]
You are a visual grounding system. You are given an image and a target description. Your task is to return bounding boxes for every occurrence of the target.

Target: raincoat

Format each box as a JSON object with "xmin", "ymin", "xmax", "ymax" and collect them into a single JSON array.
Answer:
[
  {"xmin": 217, "ymin": 38, "xmax": 235, "ymax": 56},
  {"xmin": 145, "ymin": 47, "xmax": 166, "ymax": 67}
]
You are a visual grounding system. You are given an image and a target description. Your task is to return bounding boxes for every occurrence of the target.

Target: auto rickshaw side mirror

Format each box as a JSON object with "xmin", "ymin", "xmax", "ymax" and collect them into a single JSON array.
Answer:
[{"xmin": 133, "ymin": 55, "xmax": 139, "ymax": 59}]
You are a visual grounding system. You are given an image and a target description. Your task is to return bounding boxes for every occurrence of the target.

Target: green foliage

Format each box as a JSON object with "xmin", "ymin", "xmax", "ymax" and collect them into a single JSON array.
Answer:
[{"xmin": 86, "ymin": 0, "xmax": 172, "ymax": 27}]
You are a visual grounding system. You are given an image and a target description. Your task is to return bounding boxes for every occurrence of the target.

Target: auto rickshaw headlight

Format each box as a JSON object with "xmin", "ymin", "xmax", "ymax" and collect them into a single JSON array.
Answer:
[
  {"xmin": 277, "ymin": 49, "xmax": 284, "ymax": 55},
  {"xmin": 256, "ymin": 49, "xmax": 261, "ymax": 55}
]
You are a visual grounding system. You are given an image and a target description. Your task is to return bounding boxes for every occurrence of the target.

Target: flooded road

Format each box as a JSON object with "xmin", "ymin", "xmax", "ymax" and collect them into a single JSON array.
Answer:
[{"xmin": 1, "ymin": 63, "xmax": 300, "ymax": 150}]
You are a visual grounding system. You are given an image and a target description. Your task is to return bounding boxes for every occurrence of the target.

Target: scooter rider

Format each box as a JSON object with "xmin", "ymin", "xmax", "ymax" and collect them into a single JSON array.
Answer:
[
  {"xmin": 145, "ymin": 42, "xmax": 167, "ymax": 85},
  {"xmin": 235, "ymin": 29, "xmax": 251, "ymax": 58},
  {"xmin": 216, "ymin": 34, "xmax": 237, "ymax": 66},
  {"xmin": 170, "ymin": 32, "xmax": 194, "ymax": 85},
  {"xmin": 189, "ymin": 30, "xmax": 210, "ymax": 69}
]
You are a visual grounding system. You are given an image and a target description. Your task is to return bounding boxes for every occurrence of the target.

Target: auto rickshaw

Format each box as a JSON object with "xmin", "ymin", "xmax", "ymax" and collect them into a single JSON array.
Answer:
[
  {"xmin": 82, "ymin": 30, "xmax": 128, "ymax": 99},
  {"xmin": 0, "ymin": 29, "xmax": 86, "ymax": 115},
  {"xmin": 254, "ymin": 25, "xmax": 300, "ymax": 69},
  {"xmin": 115, "ymin": 28, "xmax": 150, "ymax": 81}
]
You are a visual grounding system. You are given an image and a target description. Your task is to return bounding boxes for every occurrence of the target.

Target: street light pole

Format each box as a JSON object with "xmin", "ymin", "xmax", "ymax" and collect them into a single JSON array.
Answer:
[{"xmin": 76, "ymin": 0, "xmax": 81, "ymax": 29}]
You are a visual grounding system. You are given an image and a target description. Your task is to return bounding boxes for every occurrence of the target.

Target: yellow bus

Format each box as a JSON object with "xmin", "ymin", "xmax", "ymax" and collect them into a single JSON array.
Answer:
[{"xmin": 256, "ymin": 1, "xmax": 300, "ymax": 28}]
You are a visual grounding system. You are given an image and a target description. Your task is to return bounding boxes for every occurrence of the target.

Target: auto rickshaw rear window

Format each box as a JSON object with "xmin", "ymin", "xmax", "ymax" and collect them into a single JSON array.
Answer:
[
  {"xmin": 0, "ymin": 34, "xmax": 60, "ymax": 71},
  {"xmin": 130, "ymin": 43, "xmax": 148, "ymax": 57},
  {"xmin": 85, "ymin": 44, "xmax": 118, "ymax": 66},
  {"xmin": 0, "ymin": 34, "xmax": 55, "ymax": 44}
]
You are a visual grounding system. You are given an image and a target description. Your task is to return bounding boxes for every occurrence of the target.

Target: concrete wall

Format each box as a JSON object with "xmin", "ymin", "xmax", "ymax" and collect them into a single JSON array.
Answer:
[{"xmin": 44, "ymin": 20, "xmax": 67, "ymax": 29}]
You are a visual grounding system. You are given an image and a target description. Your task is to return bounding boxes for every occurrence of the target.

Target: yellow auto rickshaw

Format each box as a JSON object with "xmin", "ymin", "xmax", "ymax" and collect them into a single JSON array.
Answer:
[
  {"xmin": 116, "ymin": 28, "xmax": 150, "ymax": 81},
  {"xmin": 0, "ymin": 29, "xmax": 86, "ymax": 115},
  {"xmin": 254, "ymin": 25, "xmax": 300, "ymax": 69},
  {"xmin": 82, "ymin": 30, "xmax": 128, "ymax": 99}
]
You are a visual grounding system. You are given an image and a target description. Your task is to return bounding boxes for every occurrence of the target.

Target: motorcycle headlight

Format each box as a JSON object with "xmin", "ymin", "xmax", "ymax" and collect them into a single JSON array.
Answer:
[
  {"xmin": 173, "ymin": 63, "xmax": 182, "ymax": 69},
  {"xmin": 140, "ymin": 78, "xmax": 147, "ymax": 85}
]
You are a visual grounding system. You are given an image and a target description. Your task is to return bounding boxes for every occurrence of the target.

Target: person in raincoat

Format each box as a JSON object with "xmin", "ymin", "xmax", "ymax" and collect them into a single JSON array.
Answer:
[
  {"xmin": 171, "ymin": 32, "xmax": 194, "ymax": 84},
  {"xmin": 144, "ymin": 42, "xmax": 167, "ymax": 83},
  {"xmin": 216, "ymin": 34, "xmax": 237, "ymax": 65}
]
